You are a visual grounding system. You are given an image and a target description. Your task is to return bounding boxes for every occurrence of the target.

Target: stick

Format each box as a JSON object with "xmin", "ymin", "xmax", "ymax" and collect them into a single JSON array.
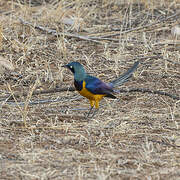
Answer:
[
  {"xmin": 0, "ymin": 87, "xmax": 179, "ymax": 107},
  {"xmin": 98, "ymin": 11, "xmax": 180, "ymax": 38},
  {"xmin": 19, "ymin": 18, "xmax": 103, "ymax": 44}
]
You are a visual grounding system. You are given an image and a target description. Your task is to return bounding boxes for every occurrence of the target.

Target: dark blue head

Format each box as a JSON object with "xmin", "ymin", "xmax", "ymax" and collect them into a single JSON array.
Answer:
[{"xmin": 63, "ymin": 61, "xmax": 87, "ymax": 81}]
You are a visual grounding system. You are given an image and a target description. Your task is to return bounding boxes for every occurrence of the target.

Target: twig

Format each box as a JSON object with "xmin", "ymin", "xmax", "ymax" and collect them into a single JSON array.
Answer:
[
  {"xmin": 0, "ymin": 87, "xmax": 179, "ymax": 107},
  {"xmin": 19, "ymin": 18, "xmax": 103, "ymax": 44},
  {"xmin": 132, "ymin": 54, "xmax": 180, "ymax": 65},
  {"xmin": 19, "ymin": 12, "xmax": 180, "ymax": 45},
  {"xmin": 0, "ymin": 86, "xmax": 75, "ymax": 102},
  {"xmin": 97, "ymin": 11, "xmax": 180, "ymax": 38},
  {"xmin": 163, "ymin": 58, "xmax": 180, "ymax": 65},
  {"xmin": 2, "ymin": 96, "xmax": 83, "ymax": 107},
  {"xmin": 149, "ymin": 139, "xmax": 177, "ymax": 148},
  {"xmin": 118, "ymin": 88, "xmax": 180, "ymax": 100}
]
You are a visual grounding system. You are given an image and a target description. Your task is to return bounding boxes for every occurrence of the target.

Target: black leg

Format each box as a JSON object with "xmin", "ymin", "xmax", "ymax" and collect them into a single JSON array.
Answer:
[
  {"xmin": 90, "ymin": 108, "xmax": 99, "ymax": 118},
  {"xmin": 86, "ymin": 105, "xmax": 94, "ymax": 118},
  {"xmin": 85, "ymin": 107, "xmax": 99, "ymax": 118}
]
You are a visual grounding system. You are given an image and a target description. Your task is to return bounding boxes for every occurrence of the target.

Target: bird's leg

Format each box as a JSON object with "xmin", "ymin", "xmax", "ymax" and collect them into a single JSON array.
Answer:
[
  {"xmin": 90, "ymin": 100, "xmax": 99, "ymax": 118},
  {"xmin": 87, "ymin": 100, "xmax": 99, "ymax": 118},
  {"xmin": 90, "ymin": 108, "xmax": 99, "ymax": 118},
  {"xmin": 86, "ymin": 106, "xmax": 94, "ymax": 118},
  {"xmin": 86, "ymin": 100, "xmax": 95, "ymax": 118}
]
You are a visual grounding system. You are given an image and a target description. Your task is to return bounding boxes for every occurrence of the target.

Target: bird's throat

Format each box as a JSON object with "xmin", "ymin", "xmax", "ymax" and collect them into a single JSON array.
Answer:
[{"xmin": 74, "ymin": 72, "xmax": 86, "ymax": 82}]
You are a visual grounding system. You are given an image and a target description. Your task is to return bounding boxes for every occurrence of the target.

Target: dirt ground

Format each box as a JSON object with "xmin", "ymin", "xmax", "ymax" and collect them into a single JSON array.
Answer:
[{"xmin": 0, "ymin": 0, "xmax": 180, "ymax": 179}]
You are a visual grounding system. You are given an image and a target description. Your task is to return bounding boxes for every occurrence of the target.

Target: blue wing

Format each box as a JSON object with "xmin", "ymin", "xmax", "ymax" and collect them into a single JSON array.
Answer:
[{"xmin": 85, "ymin": 75, "xmax": 116, "ymax": 98}]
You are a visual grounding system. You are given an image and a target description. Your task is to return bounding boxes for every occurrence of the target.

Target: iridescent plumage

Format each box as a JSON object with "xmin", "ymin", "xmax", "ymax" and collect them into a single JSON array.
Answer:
[{"xmin": 63, "ymin": 61, "xmax": 139, "ymax": 116}]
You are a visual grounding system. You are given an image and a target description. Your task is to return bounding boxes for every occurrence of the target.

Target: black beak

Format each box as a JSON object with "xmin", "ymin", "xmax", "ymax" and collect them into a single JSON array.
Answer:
[{"xmin": 62, "ymin": 65, "xmax": 67, "ymax": 68}]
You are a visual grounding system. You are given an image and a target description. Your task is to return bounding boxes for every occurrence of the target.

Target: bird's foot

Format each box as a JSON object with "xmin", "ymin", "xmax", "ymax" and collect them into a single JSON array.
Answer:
[{"xmin": 85, "ymin": 108, "xmax": 98, "ymax": 118}]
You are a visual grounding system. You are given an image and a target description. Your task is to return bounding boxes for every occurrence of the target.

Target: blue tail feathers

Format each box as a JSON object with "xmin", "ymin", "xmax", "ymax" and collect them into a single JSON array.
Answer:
[{"xmin": 110, "ymin": 61, "xmax": 139, "ymax": 88}]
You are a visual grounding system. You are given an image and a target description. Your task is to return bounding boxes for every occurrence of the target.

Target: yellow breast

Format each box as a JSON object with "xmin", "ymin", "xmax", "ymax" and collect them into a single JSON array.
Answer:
[{"xmin": 79, "ymin": 81, "xmax": 105, "ymax": 101}]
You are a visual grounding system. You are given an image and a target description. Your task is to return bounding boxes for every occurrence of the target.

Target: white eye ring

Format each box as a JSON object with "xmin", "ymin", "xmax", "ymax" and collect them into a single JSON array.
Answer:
[{"xmin": 70, "ymin": 66, "xmax": 73, "ymax": 69}]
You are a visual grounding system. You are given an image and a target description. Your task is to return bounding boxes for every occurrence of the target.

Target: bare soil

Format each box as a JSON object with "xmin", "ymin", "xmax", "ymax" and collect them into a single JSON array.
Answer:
[{"xmin": 0, "ymin": 0, "xmax": 180, "ymax": 179}]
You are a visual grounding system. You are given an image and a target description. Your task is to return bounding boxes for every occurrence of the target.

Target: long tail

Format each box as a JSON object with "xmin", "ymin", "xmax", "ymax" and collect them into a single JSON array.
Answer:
[{"xmin": 110, "ymin": 61, "xmax": 139, "ymax": 88}]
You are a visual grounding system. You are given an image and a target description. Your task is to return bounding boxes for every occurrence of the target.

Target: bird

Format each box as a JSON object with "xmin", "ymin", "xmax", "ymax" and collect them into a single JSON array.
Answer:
[{"xmin": 63, "ymin": 61, "xmax": 139, "ymax": 117}]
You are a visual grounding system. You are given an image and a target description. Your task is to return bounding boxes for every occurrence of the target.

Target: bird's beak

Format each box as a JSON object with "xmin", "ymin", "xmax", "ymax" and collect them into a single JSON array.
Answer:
[{"xmin": 62, "ymin": 65, "xmax": 68, "ymax": 68}]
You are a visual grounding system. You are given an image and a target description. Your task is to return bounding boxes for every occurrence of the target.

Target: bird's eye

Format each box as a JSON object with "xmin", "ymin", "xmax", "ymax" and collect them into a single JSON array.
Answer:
[{"xmin": 70, "ymin": 66, "xmax": 73, "ymax": 69}]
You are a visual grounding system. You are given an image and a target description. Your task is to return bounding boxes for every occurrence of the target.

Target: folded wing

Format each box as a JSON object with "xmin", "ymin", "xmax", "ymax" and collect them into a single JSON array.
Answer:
[{"xmin": 85, "ymin": 75, "xmax": 116, "ymax": 98}]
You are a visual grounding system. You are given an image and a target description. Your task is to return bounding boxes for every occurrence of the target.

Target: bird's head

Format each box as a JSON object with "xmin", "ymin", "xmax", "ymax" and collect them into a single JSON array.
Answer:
[{"xmin": 62, "ymin": 61, "xmax": 86, "ymax": 81}]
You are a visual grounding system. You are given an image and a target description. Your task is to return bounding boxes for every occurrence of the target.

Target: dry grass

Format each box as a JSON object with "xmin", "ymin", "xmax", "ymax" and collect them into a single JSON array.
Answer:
[{"xmin": 0, "ymin": 0, "xmax": 180, "ymax": 179}]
